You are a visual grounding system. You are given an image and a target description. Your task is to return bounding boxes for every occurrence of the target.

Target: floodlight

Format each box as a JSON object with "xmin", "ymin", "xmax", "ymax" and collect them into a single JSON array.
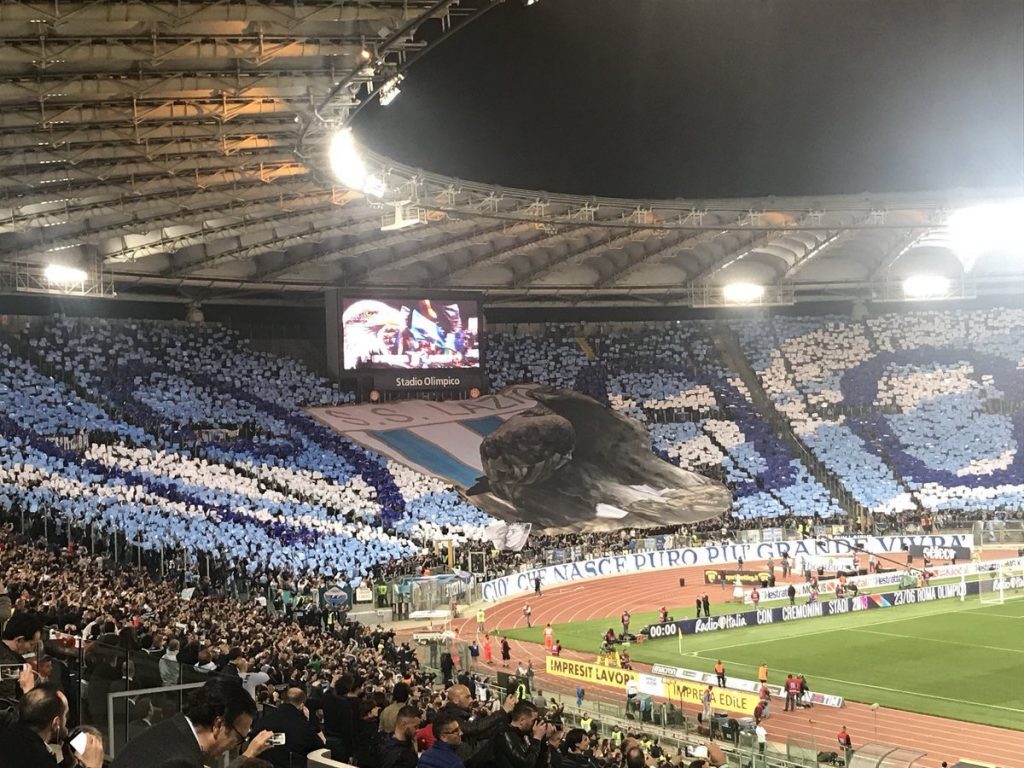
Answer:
[
  {"xmin": 359, "ymin": 48, "xmax": 372, "ymax": 62},
  {"xmin": 722, "ymin": 282, "xmax": 765, "ymax": 303},
  {"xmin": 378, "ymin": 75, "xmax": 404, "ymax": 106},
  {"xmin": 362, "ymin": 174, "xmax": 386, "ymax": 198},
  {"xmin": 44, "ymin": 264, "xmax": 87, "ymax": 284},
  {"xmin": 902, "ymin": 274, "xmax": 951, "ymax": 298},
  {"xmin": 328, "ymin": 129, "xmax": 367, "ymax": 190},
  {"xmin": 328, "ymin": 130, "xmax": 388, "ymax": 197},
  {"xmin": 946, "ymin": 199, "xmax": 1024, "ymax": 271}
]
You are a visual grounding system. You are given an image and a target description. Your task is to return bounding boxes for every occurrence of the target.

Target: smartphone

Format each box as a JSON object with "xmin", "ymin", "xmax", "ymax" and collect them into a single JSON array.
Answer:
[
  {"xmin": 0, "ymin": 664, "xmax": 24, "ymax": 680},
  {"xmin": 70, "ymin": 732, "xmax": 89, "ymax": 755},
  {"xmin": 686, "ymin": 746, "xmax": 709, "ymax": 759},
  {"xmin": 269, "ymin": 733, "xmax": 286, "ymax": 746}
]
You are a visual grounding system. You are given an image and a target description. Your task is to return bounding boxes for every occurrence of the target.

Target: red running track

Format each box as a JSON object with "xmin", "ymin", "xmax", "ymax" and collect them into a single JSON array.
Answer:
[{"xmin": 451, "ymin": 555, "xmax": 1024, "ymax": 768}]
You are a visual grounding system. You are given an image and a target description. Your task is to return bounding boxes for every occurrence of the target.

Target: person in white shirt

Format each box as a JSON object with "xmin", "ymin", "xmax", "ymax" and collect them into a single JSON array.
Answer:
[
  {"xmin": 755, "ymin": 724, "xmax": 767, "ymax": 754},
  {"xmin": 234, "ymin": 657, "xmax": 271, "ymax": 699},
  {"xmin": 193, "ymin": 650, "xmax": 217, "ymax": 673},
  {"xmin": 625, "ymin": 678, "xmax": 639, "ymax": 712},
  {"xmin": 160, "ymin": 640, "xmax": 181, "ymax": 687},
  {"xmin": 475, "ymin": 678, "xmax": 489, "ymax": 703}
]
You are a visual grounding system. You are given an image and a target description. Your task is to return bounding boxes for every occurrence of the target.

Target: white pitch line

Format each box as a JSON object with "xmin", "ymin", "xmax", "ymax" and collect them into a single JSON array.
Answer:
[
  {"xmin": 691, "ymin": 608, "xmax": 942, "ymax": 652},
  {"xmin": 684, "ymin": 600, "xmax": 1024, "ymax": 713},
  {"xmin": 695, "ymin": 652, "xmax": 1024, "ymax": 714},
  {"xmin": 780, "ymin": 672, "xmax": 1024, "ymax": 714},
  {"xmin": 851, "ymin": 627, "xmax": 1024, "ymax": 655}
]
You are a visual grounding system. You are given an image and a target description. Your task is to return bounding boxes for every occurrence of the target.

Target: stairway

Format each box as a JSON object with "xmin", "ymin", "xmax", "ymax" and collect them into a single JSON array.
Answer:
[
  {"xmin": 575, "ymin": 336, "xmax": 597, "ymax": 361},
  {"xmin": 708, "ymin": 321, "xmax": 866, "ymax": 521}
]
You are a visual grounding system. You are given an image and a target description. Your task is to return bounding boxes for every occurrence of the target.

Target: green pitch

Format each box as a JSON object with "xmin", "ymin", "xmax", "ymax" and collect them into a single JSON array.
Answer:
[{"xmin": 502, "ymin": 594, "xmax": 1024, "ymax": 730}]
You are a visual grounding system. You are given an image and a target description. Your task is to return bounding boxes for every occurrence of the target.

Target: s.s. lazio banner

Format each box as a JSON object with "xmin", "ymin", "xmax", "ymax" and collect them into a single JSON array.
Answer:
[
  {"xmin": 644, "ymin": 581, "xmax": 975, "ymax": 639},
  {"xmin": 481, "ymin": 534, "xmax": 973, "ymax": 601}
]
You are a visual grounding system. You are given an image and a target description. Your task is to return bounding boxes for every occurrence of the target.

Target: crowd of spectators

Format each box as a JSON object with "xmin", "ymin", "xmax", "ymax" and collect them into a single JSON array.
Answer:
[
  {"xmin": 0, "ymin": 313, "xmax": 839, "ymax": 607},
  {"xmin": 735, "ymin": 308, "xmax": 1024, "ymax": 518},
  {"xmin": 0, "ymin": 309, "xmax": 1014, "ymax": 610},
  {"xmin": 0, "ymin": 523, "xmax": 725, "ymax": 768},
  {"xmin": 3, "ymin": 307, "xmax": 1020, "ymax": 768},
  {"xmin": 0, "ymin": 317, "xmax": 493, "ymax": 587}
]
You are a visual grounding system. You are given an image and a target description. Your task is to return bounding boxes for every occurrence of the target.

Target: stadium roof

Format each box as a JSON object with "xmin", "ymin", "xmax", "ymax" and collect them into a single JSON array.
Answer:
[{"xmin": 0, "ymin": 1, "xmax": 1020, "ymax": 308}]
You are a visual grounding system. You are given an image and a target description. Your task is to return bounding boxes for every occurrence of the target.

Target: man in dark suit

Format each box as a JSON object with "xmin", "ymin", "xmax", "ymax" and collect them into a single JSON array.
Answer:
[
  {"xmin": 254, "ymin": 686, "xmax": 324, "ymax": 768},
  {"xmin": 0, "ymin": 683, "xmax": 103, "ymax": 768},
  {"xmin": 112, "ymin": 677, "xmax": 273, "ymax": 768},
  {"xmin": 127, "ymin": 696, "xmax": 157, "ymax": 743},
  {"xmin": 322, "ymin": 672, "xmax": 361, "ymax": 760}
]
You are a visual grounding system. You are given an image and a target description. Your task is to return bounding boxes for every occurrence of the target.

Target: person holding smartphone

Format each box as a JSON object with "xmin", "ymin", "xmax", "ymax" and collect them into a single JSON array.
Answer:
[
  {"xmin": 64, "ymin": 726, "xmax": 106, "ymax": 768},
  {"xmin": 0, "ymin": 613, "xmax": 45, "ymax": 700},
  {"xmin": 0, "ymin": 683, "xmax": 102, "ymax": 768},
  {"xmin": 251, "ymin": 686, "xmax": 324, "ymax": 768}
]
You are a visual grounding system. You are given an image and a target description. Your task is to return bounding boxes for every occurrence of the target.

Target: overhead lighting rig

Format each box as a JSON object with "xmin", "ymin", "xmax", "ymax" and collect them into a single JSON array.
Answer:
[
  {"xmin": 378, "ymin": 74, "xmax": 405, "ymax": 106},
  {"xmin": 380, "ymin": 202, "xmax": 427, "ymax": 232}
]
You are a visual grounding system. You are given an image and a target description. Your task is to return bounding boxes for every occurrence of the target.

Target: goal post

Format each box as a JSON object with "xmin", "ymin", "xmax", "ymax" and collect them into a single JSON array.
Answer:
[{"xmin": 979, "ymin": 559, "xmax": 1024, "ymax": 605}]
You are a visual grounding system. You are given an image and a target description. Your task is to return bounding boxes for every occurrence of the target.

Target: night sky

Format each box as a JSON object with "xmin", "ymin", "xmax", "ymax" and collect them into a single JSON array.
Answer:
[{"xmin": 353, "ymin": 0, "xmax": 1024, "ymax": 199}]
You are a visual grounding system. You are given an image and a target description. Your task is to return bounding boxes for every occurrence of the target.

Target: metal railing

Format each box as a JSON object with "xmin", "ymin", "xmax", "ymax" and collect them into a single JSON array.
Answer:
[
  {"xmin": 426, "ymin": 663, "xmax": 824, "ymax": 768},
  {"xmin": 105, "ymin": 682, "xmax": 204, "ymax": 761}
]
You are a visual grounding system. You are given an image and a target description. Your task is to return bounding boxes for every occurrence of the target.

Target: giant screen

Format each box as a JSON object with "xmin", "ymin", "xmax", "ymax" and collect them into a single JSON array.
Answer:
[{"xmin": 341, "ymin": 297, "xmax": 480, "ymax": 370}]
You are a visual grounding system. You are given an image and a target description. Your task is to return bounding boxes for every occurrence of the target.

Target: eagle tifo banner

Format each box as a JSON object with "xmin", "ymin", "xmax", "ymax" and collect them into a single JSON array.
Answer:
[{"xmin": 310, "ymin": 385, "xmax": 731, "ymax": 533}]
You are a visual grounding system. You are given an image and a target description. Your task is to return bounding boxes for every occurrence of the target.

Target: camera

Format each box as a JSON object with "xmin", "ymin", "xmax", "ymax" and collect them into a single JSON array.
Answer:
[{"xmin": 269, "ymin": 733, "xmax": 286, "ymax": 746}]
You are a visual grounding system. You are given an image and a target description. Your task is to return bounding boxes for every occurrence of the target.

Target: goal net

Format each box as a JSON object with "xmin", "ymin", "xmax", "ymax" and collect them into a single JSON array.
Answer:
[{"xmin": 978, "ymin": 559, "xmax": 1024, "ymax": 605}]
